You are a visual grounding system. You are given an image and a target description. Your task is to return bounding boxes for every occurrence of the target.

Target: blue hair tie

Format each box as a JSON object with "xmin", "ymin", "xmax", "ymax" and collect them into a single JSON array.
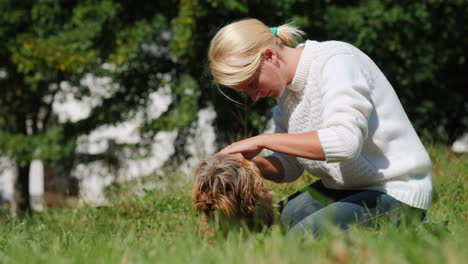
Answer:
[{"xmin": 270, "ymin": 27, "xmax": 278, "ymax": 37}]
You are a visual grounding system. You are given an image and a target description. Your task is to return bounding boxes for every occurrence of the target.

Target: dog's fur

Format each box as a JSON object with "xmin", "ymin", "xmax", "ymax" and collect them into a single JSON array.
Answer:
[{"xmin": 192, "ymin": 154, "xmax": 274, "ymax": 236}]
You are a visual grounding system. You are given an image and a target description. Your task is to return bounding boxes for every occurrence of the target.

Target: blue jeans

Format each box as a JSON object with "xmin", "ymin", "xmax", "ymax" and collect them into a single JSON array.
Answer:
[{"xmin": 279, "ymin": 180, "xmax": 425, "ymax": 237}]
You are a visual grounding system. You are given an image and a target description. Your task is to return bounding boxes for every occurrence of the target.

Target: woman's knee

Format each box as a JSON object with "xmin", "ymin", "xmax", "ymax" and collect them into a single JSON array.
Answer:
[{"xmin": 280, "ymin": 192, "xmax": 324, "ymax": 227}]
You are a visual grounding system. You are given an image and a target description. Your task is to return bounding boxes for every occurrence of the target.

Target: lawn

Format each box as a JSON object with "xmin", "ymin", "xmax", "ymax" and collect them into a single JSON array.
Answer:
[{"xmin": 0, "ymin": 144, "xmax": 466, "ymax": 264}]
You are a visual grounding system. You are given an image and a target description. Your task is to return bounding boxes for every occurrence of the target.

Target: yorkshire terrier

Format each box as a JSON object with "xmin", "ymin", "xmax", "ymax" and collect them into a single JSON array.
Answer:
[{"xmin": 192, "ymin": 154, "xmax": 274, "ymax": 237}]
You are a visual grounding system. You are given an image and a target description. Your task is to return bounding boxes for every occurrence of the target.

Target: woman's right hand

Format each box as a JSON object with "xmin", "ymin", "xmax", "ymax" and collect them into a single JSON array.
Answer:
[{"xmin": 219, "ymin": 135, "xmax": 266, "ymax": 160}]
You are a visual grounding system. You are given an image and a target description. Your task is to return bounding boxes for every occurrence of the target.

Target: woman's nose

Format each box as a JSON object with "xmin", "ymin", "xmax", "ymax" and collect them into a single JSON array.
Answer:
[
  {"xmin": 249, "ymin": 93, "xmax": 259, "ymax": 102},
  {"xmin": 248, "ymin": 91, "xmax": 262, "ymax": 102}
]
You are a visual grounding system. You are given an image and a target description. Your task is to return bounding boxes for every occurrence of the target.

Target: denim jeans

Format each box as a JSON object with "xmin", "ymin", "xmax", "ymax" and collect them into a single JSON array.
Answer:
[{"xmin": 279, "ymin": 180, "xmax": 425, "ymax": 237}]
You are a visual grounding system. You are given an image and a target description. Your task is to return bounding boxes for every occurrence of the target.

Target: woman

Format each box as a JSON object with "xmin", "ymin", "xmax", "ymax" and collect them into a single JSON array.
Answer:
[{"xmin": 209, "ymin": 19, "xmax": 432, "ymax": 236}]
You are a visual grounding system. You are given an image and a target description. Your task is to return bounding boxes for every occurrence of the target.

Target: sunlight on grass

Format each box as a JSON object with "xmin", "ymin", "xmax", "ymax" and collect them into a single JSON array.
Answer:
[{"xmin": 0, "ymin": 144, "xmax": 466, "ymax": 264}]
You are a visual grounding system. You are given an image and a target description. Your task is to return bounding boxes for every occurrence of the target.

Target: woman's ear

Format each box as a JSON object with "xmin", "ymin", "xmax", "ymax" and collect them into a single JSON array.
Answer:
[{"xmin": 261, "ymin": 48, "xmax": 277, "ymax": 62}]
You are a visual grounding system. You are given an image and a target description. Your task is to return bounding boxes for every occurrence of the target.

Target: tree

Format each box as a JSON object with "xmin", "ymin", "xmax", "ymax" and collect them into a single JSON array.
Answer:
[{"xmin": 0, "ymin": 0, "xmax": 198, "ymax": 217}]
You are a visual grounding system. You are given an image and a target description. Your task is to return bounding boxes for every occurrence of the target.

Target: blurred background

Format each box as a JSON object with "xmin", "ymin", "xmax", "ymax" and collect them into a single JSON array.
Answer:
[{"xmin": 0, "ymin": 0, "xmax": 466, "ymax": 216}]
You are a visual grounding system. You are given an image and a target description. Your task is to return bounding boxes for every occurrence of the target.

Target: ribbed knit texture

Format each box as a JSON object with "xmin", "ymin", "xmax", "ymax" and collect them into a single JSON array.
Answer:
[{"xmin": 271, "ymin": 40, "xmax": 433, "ymax": 210}]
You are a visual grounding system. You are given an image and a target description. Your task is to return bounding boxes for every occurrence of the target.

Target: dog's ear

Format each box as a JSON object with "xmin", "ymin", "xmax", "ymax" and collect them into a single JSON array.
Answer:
[
  {"xmin": 236, "ymin": 160, "xmax": 263, "ymax": 215},
  {"xmin": 235, "ymin": 160, "xmax": 274, "ymax": 229}
]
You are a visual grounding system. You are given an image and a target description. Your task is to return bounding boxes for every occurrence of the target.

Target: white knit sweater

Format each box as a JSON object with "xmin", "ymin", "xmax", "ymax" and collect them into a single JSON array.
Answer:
[{"xmin": 271, "ymin": 40, "xmax": 433, "ymax": 210}]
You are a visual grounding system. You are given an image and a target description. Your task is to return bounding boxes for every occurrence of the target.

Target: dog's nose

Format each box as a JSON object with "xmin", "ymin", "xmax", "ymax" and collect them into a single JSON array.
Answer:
[{"xmin": 205, "ymin": 200, "xmax": 215, "ymax": 210}]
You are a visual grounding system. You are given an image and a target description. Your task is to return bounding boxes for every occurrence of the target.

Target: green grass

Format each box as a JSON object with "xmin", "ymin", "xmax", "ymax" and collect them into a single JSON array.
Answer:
[{"xmin": 0, "ymin": 144, "xmax": 466, "ymax": 264}]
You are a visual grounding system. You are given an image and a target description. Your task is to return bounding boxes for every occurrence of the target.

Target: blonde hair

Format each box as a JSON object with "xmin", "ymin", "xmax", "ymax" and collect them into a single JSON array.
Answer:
[{"xmin": 208, "ymin": 19, "xmax": 305, "ymax": 88}]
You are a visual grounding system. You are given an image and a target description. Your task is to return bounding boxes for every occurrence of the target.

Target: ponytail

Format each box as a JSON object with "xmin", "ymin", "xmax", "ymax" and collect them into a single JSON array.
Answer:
[{"xmin": 276, "ymin": 23, "xmax": 305, "ymax": 47}]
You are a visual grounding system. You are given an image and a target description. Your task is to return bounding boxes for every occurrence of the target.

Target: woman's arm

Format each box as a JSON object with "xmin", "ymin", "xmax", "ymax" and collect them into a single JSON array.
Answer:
[
  {"xmin": 220, "ymin": 131, "xmax": 324, "ymax": 182},
  {"xmin": 220, "ymin": 131, "xmax": 325, "ymax": 161},
  {"xmin": 251, "ymin": 155, "xmax": 285, "ymax": 182}
]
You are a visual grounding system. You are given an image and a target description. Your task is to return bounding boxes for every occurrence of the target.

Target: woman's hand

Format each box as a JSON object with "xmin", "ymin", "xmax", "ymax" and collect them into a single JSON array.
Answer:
[{"xmin": 219, "ymin": 135, "xmax": 265, "ymax": 160}]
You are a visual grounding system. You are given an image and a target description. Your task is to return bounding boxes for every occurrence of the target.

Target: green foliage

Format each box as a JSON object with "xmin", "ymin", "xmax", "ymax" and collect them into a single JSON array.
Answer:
[
  {"xmin": 11, "ymin": 0, "xmax": 117, "ymax": 75},
  {"xmin": 170, "ymin": 0, "xmax": 204, "ymax": 60},
  {"xmin": 315, "ymin": 0, "xmax": 468, "ymax": 141},
  {"xmin": 0, "ymin": 127, "xmax": 75, "ymax": 166},
  {"xmin": 0, "ymin": 0, "xmax": 195, "ymax": 213},
  {"xmin": 169, "ymin": 0, "xmax": 467, "ymax": 143},
  {"xmin": 0, "ymin": 0, "xmax": 122, "ymax": 164},
  {"xmin": 110, "ymin": 15, "xmax": 167, "ymax": 67},
  {"xmin": 149, "ymin": 74, "xmax": 200, "ymax": 132},
  {"xmin": 0, "ymin": 0, "xmax": 190, "ymax": 167}
]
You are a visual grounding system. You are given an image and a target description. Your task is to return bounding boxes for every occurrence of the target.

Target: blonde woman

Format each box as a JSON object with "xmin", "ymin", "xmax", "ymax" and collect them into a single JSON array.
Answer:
[{"xmin": 210, "ymin": 19, "xmax": 432, "ymax": 236}]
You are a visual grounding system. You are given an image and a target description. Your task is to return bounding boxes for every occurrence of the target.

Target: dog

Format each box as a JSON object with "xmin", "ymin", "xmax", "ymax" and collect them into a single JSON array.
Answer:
[{"xmin": 192, "ymin": 154, "xmax": 274, "ymax": 237}]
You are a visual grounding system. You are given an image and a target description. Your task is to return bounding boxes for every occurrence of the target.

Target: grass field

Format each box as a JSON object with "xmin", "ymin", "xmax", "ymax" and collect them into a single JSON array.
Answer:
[{"xmin": 0, "ymin": 144, "xmax": 466, "ymax": 264}]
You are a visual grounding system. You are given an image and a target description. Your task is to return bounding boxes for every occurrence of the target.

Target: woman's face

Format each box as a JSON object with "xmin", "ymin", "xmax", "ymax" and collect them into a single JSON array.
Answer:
[{"xmin": 234, "ymin": 49, "xmax": 287, "ymax": 102}]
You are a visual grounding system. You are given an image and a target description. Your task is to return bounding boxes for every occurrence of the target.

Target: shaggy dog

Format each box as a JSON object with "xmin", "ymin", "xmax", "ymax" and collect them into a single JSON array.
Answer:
[{"xmin": 192, "ymin": 154, "xmax": 274, "ymax": 237}]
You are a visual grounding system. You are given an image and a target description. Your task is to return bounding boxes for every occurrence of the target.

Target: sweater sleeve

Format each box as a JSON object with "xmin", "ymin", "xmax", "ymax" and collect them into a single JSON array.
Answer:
[
  {"xmin": 317, "ymin": 53, "xmax": 373, "ymax": 163},
  {"xmin": 269, "ymin": 106, "xmax": 304, "ymax": 182}
]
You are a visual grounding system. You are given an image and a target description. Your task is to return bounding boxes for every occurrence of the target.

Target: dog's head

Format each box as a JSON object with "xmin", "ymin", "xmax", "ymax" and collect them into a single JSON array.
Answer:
[{"xmin": 192, "ymin": 154, "xmax": 273, "ymax": 229}]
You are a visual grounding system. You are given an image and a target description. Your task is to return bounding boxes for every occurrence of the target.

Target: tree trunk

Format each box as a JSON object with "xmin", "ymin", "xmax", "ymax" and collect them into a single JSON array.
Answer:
[{"xmin": 15, "ymin": 163, "xmax": 31, "ymax": 218}]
